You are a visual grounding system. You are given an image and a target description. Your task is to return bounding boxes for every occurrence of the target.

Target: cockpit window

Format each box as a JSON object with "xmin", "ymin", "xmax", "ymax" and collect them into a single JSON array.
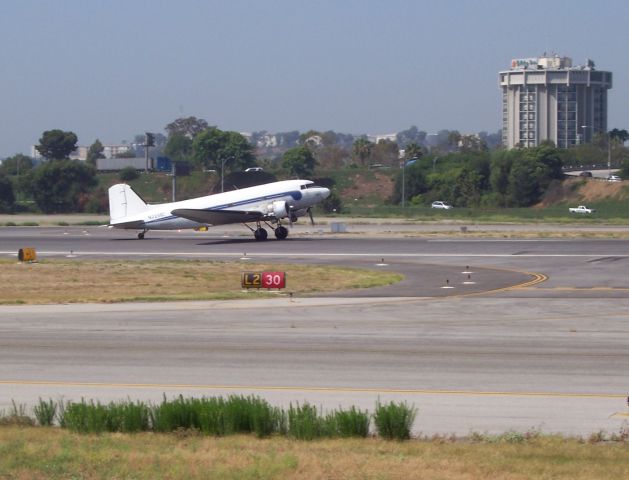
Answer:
[{"xmin": 301, "ymin": 184, "xmax": 321, "ymax": 190}]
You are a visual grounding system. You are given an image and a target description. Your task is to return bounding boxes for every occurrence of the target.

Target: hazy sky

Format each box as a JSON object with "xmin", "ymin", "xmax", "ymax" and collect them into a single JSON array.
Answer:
[{"xmin": 2, "ymin": 0, "xmax": 628, "ymax": 157}]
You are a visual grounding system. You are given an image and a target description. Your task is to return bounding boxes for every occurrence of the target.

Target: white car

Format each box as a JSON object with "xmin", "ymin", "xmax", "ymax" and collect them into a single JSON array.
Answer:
[
  {"xmin": 569, "ymin": 205, "xmax": 594, "ymax": 214},
  {"xmin": 607, "ymin": 175, "xmax": 621, "ymax": 182},
  {"xmin": 431, "ymin": 201, "xmax": 453, "ymax": 210}
]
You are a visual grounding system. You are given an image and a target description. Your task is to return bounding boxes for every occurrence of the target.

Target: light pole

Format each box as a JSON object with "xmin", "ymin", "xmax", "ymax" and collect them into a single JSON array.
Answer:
[
  {"xmin": 220, "ymin": 156, "xmax": 233, "ymax": 193},
  {"xmin": 580, "ymin": 125, "xmax": 589, "ymax": 145},
  {"xmin": 607, "ymin": 131, "xmax": 612, "ymax": 176},
  {"xmin": 432, "ymin": 156, "xmax": 439, "ymax": 173},
  {"xmin": 402, "ymin": 159, "xmax": 406, "ymax": 208}
]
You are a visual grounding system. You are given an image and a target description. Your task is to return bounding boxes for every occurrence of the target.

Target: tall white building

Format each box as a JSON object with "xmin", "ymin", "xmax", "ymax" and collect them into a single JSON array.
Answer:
[{"xmin": 500, "ymin": 55, "xmax": 612, "ymax": 148}]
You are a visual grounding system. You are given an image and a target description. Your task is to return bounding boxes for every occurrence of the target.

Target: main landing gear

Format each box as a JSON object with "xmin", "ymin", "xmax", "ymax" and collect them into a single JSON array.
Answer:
[
  {"xmin": 138, "ymin": 229, "xmax": 148, "ymax": 240},
  {"xmin": 254, "ymin": 227, "xmax": 268, "ymax": 241},
  {"xmin": 250, "ymin": 222, "xmax": 289, "ymax": 241}
]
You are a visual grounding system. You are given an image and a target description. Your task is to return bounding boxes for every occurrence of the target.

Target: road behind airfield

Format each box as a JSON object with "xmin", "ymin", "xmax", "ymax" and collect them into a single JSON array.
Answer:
[{"xmin": 1, "ymin": 222, "xmax": 629, "ymax": 436}]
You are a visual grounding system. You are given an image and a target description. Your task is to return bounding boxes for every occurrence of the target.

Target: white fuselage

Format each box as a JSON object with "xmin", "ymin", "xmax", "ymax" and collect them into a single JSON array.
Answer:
[{"xmin": 111, "ymin": 180, "xmax": 329, "ymax": 230}]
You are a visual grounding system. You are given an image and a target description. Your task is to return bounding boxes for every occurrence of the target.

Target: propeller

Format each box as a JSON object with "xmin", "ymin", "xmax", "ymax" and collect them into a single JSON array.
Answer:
[{"xmin": 287, "ymin": 203, "xmax": 294, "ymax": 227}]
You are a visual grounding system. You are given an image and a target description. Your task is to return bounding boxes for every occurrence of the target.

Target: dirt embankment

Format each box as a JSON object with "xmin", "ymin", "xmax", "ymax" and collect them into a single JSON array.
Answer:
[
  {"xmin": 341, "ymin": 172, "xmax": 394, "ymax": 205},
  {"xmin": 539, "ymin": 178, "xmax": 628, "ymax": 207}
]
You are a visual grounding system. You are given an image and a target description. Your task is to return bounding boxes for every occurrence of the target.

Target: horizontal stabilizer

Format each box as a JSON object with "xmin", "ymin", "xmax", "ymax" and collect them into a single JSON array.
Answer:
[{"xmin": 172, "ymin": 208, "xmax": 263, "ymax": 226}]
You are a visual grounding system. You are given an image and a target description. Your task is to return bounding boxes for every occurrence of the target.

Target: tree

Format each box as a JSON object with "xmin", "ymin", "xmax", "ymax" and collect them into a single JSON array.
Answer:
[
  {"xmin": 316, "ymin": 145, "xmax": 350, "ymax": 169},
  {"xmin": 489, "ymin": 150, "xmax": 516, "ymax": 202},
  {"xmin": 320, "ymin": 190, "xmax": 342, "ymax": 213},
  {"xmin": 86, "ymin": 139, "xmax": 105, "ymax": 166},
  {"xmin": 282, "ymin": 146, "xmax": 317, "ymax": 178},
  {"xmin": 35, "ymin": 130, "xmax": 78, "ymax": 160},
  {"xmin": 396, "ymin": 126, "xmax": 427, "ymax": 148},
  {"xmin": 371, "ymin": 140, "xmax": 399, "ymax": 167},
  {"xmin": 0, "ymin": 174, "xmax": 15, "ymax": 212},
  {"xmin": 164, "ymin": 133, "xmax": 193, "ymax": 163},
  {"xmin": 192, "ymin": 127, "xmax": 256, "ymax": 172},
  {"xmin": 404, "ymin": 143, "xmax": 424, "ymax": 160},
  {"xmin": 0, "ymin": 154, "xmax": 33, "ymax": 176},
  {"xmin": 620, "ymin": 158, "xmax": 629, "ymax": 179},
  {"xmin": 609, "ymin": 128, "xmax": 629, "ymax": 144},
  {"xmin": 506, "ymin": 157, "xmax": 549, "ymax": 207},
  {"xmin": 299, "ymin": 130, "xmax": 323, "ymax": 148},
  {"xmin": 165, "ymin": 116, "xmax": 209, "ymax": 138},
  {"xmin": 391, "ymin": 163, "xmax": 427, "ymax": 205},
  {"xmin": 26, "ymin": 160, "xmax": 97, "ymax": 213},
  {"xmin": 447, "ymin": 131, "xmax": 462, "ymax": 150},
  {"xmin": 352, "ymin": 137, "xmax": 374, "ymax": 166}
]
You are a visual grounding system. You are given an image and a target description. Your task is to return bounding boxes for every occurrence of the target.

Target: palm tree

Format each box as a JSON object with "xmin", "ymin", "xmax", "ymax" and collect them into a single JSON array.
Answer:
[
  {"xmin": 352, "ymin": 138, "xmax": 373, "ymax": 166},
  {"xmin": 404, "ymin": 142, "xmax": 424, "ymax": 160}
]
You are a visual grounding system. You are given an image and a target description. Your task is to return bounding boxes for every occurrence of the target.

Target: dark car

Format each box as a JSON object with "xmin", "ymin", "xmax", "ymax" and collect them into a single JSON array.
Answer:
[{"xmin": 579, "ymin": 171, "xmax": 593, "ymax": 177}]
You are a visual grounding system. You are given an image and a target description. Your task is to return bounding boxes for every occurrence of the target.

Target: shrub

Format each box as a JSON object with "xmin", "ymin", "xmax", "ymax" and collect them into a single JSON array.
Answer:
[
  {"xmin": 33, "ymin": 398, "xmax": 57, "ymax": 426},
  {"xmin": 62, "ymin": 399, "xmax": 109, "ymax": 433},
  {"xmin": 0, "ymin": 400, "xmax": 34, "ymax": 426},
  {"xmin": 332, "ymin": 406, "xmax": 370, "ymax": 437},
  {"xmin": 288, "ymin": 402, "xmax": 324, "ymax": 440},
  {"xmin": 104, "ymin": 400, "xmax": 150, "ymax": 433},
  {"xmin": 373, "ymin": 400, "xmax": 416, "ymax": 440},
  {"xmin": 119, "ymin": 166, "xmax": 140, "ymax": 181}
]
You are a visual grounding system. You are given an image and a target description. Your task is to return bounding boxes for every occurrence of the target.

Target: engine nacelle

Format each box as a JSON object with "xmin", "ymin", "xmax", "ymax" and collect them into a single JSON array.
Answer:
[{"xmin": 268, "ymin": 200, "xmax": 289, "ymax": 218}]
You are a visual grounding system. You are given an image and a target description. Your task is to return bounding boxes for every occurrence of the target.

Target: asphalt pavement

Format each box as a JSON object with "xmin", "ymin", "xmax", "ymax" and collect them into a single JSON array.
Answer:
[{"xmin": 1, "ymin": 225, "xmax": 629, "ymax": 436}]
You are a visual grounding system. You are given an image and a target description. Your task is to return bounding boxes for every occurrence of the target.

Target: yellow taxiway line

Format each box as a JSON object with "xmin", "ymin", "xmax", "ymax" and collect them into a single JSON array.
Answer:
[{"xmin": 0, "ymin": 380, "xmax": 623, "ymax": 399}]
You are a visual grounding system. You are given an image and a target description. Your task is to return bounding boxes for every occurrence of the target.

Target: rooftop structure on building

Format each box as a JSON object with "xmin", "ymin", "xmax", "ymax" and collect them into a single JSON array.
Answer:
[{"xmin": 500, "ymin": 54, "xmax": 612, "ymax": 148}]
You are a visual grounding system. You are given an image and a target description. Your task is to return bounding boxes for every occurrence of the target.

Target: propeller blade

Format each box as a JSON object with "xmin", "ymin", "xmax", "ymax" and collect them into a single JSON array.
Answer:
[{"xmin": 288, "ymin": 204, "xmax": 293, "ymax": 227}]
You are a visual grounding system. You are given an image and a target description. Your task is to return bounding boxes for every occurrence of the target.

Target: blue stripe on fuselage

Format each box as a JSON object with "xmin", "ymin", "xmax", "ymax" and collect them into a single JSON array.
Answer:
[{"xmin": 143, "ymin": 189, "xmax": 302, "ymax": 226}]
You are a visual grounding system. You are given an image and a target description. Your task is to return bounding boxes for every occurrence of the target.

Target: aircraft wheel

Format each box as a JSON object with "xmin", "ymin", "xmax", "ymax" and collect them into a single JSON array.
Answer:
[
  {"xmin": 275, "ymin": 226, "xmax": 288, "ymax": 240},
  {"xmin": 138, "ymin": 232, "xmax": 145, "ymax": 240},
  {"xmin": 254, "ymin": 227, "xmax": 268, "ymax": 241}
]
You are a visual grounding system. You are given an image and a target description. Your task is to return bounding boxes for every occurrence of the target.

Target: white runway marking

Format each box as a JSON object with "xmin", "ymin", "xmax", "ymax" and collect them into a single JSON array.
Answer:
[{"xmin": 2, "ymin": 251, "xmax": 629, "ymax": 258}]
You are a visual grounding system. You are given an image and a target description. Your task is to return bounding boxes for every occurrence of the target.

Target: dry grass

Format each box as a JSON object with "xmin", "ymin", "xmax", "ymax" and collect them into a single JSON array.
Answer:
[
  {"xmin": 0, "ymin": 259, "xmax": 402, "ymax": 305},
  {"xmin": 1, "ymin": 427, "xmax": 629, "ymax": 479}
]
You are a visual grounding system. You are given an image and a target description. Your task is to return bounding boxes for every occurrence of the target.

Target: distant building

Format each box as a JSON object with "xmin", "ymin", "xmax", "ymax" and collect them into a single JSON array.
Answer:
[
  {"xmin": 500, "ymin": 54, "xmax": 612, "ymax": 148},
  {"xmin": 30, "ymin": 143, "xmax": 133, "ymax": 161},
  {"xmin": 368, "ymin": 133, "xmax": 397, "ymax": 144}
]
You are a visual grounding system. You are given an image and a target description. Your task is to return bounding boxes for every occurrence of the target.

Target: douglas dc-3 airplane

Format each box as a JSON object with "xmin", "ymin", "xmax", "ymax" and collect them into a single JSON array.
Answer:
[{"xmin": 108, "ymin": 179, "xmax": 331, "ymax": 240}]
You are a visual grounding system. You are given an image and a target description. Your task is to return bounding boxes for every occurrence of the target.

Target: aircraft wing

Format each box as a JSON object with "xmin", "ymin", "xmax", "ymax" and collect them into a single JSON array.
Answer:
[{"xmin": 171, "ymin": 208, "xmax": 264, "ymax": 226}]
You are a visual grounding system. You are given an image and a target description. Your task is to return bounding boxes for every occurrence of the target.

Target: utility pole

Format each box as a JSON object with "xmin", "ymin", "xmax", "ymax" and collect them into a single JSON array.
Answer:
[
  {"xmin": 608, "ymin": 131, "xmax": 612, "ymax": 176},
  {"xmin": 144, "ymin": 132, "xmax": 154, "ymax": 173},
  {"xmin": 171, "ymin": 161, "xmax": 177, "ymax": 202},
  {"xmin": 402, "ymin": 159, "xmax": 406, "ymax": 208}
]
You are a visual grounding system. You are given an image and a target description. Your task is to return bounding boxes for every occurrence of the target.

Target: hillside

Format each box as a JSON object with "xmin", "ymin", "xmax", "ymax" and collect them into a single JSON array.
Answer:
[
  {"xmin": 539, "ymin": 177, "xmax": 629, "ymax": 207},
  {"xmin": 339, "ymin": 171, "xmax": 395, "ymax": 206}
]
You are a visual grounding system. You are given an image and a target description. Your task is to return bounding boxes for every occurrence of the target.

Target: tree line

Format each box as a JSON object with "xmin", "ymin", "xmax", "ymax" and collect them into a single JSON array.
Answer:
[
  {"xmin": 392, "ymin": 139, "xmax": 629, "ymax": 208},
  {"xmin": 1, "ymin": 119, "xmax": 628, "ymax": 214}
]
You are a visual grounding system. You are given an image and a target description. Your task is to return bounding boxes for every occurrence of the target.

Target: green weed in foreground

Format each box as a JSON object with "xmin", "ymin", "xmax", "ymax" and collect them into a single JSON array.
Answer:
[
  {"xmin": 33, "ymin": 398, "xmax": 57, "ymax": 426},
  {"xmin": 150, "ymin": 395, "xmax": 284, "ymax": 438},
  {"xmin": 13, "ymin": 396, "xmax": 386, "ymax": 439},
  {"xmin": 373, "ymin": 400, "xmax": 417, "ymax": 440},
  {"xmin": 333, "ymin": 406, "xmax": 370, "ymax": 438}
]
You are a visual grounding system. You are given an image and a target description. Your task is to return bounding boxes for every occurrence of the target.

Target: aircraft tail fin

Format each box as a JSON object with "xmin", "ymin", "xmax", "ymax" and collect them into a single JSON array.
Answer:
[{"xmin": 108, "ymin": 184, "xmax": 149, "ymax": 222}]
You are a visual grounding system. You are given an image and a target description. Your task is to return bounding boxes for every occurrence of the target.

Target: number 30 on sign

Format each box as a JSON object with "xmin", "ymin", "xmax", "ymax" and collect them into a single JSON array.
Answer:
[{"xmin": 261, "ymin": 271, "xmax": 286, "ymax": 289}]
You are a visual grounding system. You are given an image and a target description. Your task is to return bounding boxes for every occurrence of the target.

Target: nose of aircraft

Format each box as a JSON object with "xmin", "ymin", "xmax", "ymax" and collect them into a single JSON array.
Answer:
[{"xmin": 322, "ymin": 187, "xmax": 331, "ymax": 199}]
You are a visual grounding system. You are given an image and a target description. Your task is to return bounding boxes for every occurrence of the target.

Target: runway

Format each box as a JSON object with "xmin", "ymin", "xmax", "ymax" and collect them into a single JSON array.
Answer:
[{"xmin": 1, "ymin": 225, "xmax": 629, "ymax": 436}]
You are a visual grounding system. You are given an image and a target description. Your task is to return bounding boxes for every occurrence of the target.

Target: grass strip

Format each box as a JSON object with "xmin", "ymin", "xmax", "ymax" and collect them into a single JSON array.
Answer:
[{"xmin": 0, "ymin": 259, "xmax": 403, "ymax": 305}]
